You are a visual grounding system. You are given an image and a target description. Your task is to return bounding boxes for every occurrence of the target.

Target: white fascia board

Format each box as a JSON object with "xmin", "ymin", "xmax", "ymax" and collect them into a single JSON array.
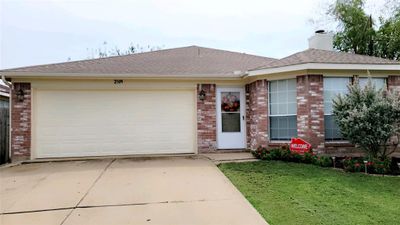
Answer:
[{"xmin": 248, "ymin": 63, "xmax": 400, "ymax": 76}]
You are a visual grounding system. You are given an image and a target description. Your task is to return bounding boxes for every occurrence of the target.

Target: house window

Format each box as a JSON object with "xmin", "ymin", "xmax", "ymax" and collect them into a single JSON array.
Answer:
[
  {"xmin": 269, "ymin": 79, "xmax": 297, "ymax": 141},
  {"xmin": 358, "ymin": 77, "xmax": 386, "ymax": 90},
  {"xmin": 324, "ymin": 77, "xmax": 351, "ymax": 141}
]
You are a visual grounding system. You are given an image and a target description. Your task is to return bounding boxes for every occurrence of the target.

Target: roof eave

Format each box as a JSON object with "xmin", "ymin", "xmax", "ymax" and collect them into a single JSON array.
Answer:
[
  {"xmin": 248, "ymin": 63, "xmax": 400, "ymax": 76},
  {"xmin": 1, "ymin": 71, "xmax": 243, "ymax": 80}
]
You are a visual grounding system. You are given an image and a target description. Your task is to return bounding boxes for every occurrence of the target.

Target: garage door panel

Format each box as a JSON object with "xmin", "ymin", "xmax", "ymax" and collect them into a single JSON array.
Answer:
[{"xmin": 34, "ymin": 90, "xmax": 195, "ymax": 158}]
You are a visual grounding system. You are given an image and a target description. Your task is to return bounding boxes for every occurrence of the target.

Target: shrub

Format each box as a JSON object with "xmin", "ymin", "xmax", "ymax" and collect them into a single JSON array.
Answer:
[
  {"xmin": 269, "ymin": 148, "xmax": 282, "ymax": 160},
  {"xmin": 342, "ymin": 157, "xmax": 392, "ymax": 174},
  {"xmin": 342, "ymin": 157, "xmax": 364, "ymax": 172},
  {"xmin": 302, "ymin": 152, "xmax": 314, "ymax": 164},
  {"xmin": 290, "ymin": 152, "xmax": 303, "ymax": 163},
  {"xmin": 343, "ymin": 157, "xmax": 355, "ymax": 172},
  {"xmin": 368, "ymin": 158, "xmax": 391, "ymax": 174},
  {"xmin": 280, "ymin": 149, "xmax": 292, "ymax": 161},
  {"xmin": 317, "ymin": 156, "xmax": 333, "ymax": 167},
  {"xmin": 252, "ymin": 146, "xmax": 268, "ymax": 159},
  {"xmin": 333, "ymin": 78, "xmax": 400, "ymax": 159}
]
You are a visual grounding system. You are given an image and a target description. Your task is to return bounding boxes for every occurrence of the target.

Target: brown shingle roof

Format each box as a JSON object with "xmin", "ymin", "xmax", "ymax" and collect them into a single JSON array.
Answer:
[
  {"xmin": 254, "ymin": 48, "xmax": 400, "ymax": 70},
  {"xmin": 1, "ymin": 46, "xmax": 276, "ymax": 77}
]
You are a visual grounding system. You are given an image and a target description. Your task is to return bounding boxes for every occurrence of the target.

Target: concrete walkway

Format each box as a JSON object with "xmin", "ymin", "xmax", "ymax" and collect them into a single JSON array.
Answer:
[{"xmin": 0, "ymin": 156, "xmax": 268, "ymax": 225}]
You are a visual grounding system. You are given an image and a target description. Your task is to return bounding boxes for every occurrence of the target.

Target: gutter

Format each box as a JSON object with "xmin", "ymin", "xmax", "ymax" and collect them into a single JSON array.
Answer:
[
  {"xmin": 247, "ymin": 63, "xmax": 400, "ymax": 76},
  {"xmin": 1, "ymin": 75, "xmax": 12, "ymax": 87}
]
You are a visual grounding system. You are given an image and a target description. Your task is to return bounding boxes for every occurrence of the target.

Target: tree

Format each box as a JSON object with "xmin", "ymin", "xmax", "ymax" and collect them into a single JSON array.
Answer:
[
  {"xmin": 327, "ymin": 0, "xmax": 400, "ymax": 60},
  {"xmin": 375, "ymin": 11, "xmax": 400, "ymax": 60},
  {"xmin": 86, "ymin": 42, "xmax": 163, "ymax": 59},
  {"xmin": 333, "ymin": 79, "xmax": 400, "ymax": 159}
]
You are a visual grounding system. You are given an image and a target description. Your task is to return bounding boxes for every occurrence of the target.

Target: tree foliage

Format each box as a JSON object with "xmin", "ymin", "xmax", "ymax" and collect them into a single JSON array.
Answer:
[
  {"xmin": 333, "ymin": 79, "xmax": 400, "ymax": 159},
  {"xmin": 329, "ymin": 0, "xmax": 400, "ymax": 60},
  {"xmin": 87, "ymin": 42, "xmax": 163, "ymax": 59}
]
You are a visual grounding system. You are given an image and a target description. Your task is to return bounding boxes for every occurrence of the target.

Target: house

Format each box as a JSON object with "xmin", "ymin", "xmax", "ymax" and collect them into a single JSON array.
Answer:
[
  {"xmin": 1, "ymin": 31, "xmax": 400, "ymax": 162},
  {"xmin": 0, "ymin": 82, "xmax": 10, "ymax": 105},
  {"xmin": 0, "ymin": 82, "xmax": 10, "ymax": 164}
]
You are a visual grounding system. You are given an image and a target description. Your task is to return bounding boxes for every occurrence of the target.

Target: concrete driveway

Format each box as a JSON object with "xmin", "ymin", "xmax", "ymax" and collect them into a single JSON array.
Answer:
[{"xmin": 0, "ymin": 156, "xmax": 268, "ymax": 225}]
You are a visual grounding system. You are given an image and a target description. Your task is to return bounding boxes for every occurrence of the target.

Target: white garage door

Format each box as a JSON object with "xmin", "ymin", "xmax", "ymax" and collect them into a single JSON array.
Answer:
[{"xmin": 34, "ymin": 90, "xmax": 196, "ymax": 158}]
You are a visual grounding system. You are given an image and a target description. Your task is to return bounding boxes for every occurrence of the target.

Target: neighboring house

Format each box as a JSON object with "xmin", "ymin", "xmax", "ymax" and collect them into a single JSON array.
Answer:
[
  {"xmin": 1, "ymin": 31, "xmax": 400, "ymax": 162},
  {"xmin": 0, "ymin": 82, "xmax": 10, "ymax": 105},
  {"xmin": 0, "ymin": 82, "xmax": 10, "ymax": 164}
]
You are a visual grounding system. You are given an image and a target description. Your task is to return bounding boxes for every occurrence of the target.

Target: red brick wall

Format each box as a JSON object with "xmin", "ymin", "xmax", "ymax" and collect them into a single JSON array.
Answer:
[
  {"xmin": 246, "ymin": 80, "xmax": 268, "ymax": 150},
  {"xmin": 388, "ymin": 75, "xmax": 400, "ymax": 93},
  {"xmin": 197, "ymin": 84, "xmax": 217, "ymax": 153},
  {"xmin": 297, "ymin": 75, "xmax": 325, "ymax": 153},
  {"xmin": 11, "ymin": 83, "xmax": 31, "ymax": 161}
]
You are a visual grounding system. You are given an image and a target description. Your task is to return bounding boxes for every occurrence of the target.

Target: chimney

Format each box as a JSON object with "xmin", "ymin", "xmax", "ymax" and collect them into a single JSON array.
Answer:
[{"xmin": 308, "ymin": 30, "xmax": 334, "ymax": 51}]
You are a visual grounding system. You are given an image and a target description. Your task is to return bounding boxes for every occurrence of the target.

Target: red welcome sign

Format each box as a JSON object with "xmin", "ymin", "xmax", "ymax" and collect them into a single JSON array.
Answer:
[{"xmin": 289, "ymin": 138, "xmax": 311, "ymax": 154}]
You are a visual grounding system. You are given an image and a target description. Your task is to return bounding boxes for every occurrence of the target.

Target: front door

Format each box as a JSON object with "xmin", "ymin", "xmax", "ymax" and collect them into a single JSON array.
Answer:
[{"xmin": 216, "ymin": 87, "xmax": 246, "ymax": 149}]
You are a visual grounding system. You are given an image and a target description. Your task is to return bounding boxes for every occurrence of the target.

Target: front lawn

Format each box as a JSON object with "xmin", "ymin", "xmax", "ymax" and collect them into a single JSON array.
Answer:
[{"xmin": 219, "ymin": 161, "xmax": 400, "ymax": 225}]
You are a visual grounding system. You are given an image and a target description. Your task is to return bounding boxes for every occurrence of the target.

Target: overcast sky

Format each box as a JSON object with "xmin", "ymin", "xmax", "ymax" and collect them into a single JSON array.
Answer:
[{"xmin": 0, "ymin": 0, "xmax": 389, "ymax": 69}]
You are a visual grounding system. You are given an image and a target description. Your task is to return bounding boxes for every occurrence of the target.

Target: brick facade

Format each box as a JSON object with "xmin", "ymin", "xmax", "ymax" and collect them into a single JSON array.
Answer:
[
  {"xmin": 246, "ymin": 80, "xmax": 269, "ymax": 150},
  {"xmin": 388, "ymin": 75, "xmax": 400, "ymax": 93},
  {"xmin": 197, "ymin": 84, "xmax": 217, "ymax": 153},
  {"xmin": 11, "ymin": 83, "xmax": 31, "ymax": 161},
  {"xmin": 296, "ymin": 75, "xmax": 325, "ymax": 153},
  {"xmin": 7, "ymin": 76, "xmax": 400, "ymax": 162}
]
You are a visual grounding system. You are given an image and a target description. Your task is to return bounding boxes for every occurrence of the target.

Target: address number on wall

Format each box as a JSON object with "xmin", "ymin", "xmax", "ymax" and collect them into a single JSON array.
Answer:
[{"xmin": 114, "ymin": 80, "xmax": 124, "ymax": 84}]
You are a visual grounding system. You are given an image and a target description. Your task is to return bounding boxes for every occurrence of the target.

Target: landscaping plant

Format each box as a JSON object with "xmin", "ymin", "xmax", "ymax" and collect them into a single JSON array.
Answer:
[{"xmin": 333, "ymin": 78, "xmax": 400, "ymax": 160}]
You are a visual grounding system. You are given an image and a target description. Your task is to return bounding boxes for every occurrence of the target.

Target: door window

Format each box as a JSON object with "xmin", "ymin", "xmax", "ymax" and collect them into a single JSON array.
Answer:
[{"xmin": 221, "ymin": 92, "xmax": 240, "ymax": 132}]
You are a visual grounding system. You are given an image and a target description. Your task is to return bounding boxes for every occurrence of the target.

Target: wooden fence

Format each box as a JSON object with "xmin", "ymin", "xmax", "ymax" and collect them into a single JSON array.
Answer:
[{"xmin": 0, "ymin": 107, "xmax": 10, "ymax": 164}]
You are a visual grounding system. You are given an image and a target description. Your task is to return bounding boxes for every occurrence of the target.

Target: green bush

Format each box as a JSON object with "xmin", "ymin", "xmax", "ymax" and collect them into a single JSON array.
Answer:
[
  {"xmin": 302, "ymin": 152, "xmax": 314, "ymax": 164},
  {"xmin": 317, "ymin": 156, "xmax": 333, "ymax": 167},
  {"xmin": 280, "ymin": 149, "xmax": 292, "ymax": 161},
  {"xmin": 367, "ymin": 158, "xmax": 391, "ymax": 174},
  {"xmin": 269, "ymin": 148, "xmax": 282, "ymax": 160},
  {"xmin": 290, "ymin": 152, "xmax": 303, "ymax": 162},
  {"xmin": 343, "ymin": 157, "xmax": 364, "ymax": 172},
  {"xmin": 253, "ymin": 144, "xmax": 395, "ymax": 175},
  {"xmin": 252, "ymin": 146, "xmax": 270, "ymax": 160},
  {"xmin": 342, "ymin": 157, "xmax": 392, "ymax": 174}
]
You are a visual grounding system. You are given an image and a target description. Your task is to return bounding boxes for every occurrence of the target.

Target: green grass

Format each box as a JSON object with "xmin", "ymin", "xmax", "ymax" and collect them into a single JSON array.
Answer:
[{"xmin": 219, "ymin": 161, "xmax": 400, "ymax": 225}]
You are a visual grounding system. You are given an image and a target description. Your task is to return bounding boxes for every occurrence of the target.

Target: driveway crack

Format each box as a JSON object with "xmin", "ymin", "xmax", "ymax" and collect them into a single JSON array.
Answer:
[
  {"xmin": 59, "ymin": 158, "xmax": 116, "ymax": 225},
  {"xmin": 1, "ymin": 198, "xmax": 233, "ymax": 216}
]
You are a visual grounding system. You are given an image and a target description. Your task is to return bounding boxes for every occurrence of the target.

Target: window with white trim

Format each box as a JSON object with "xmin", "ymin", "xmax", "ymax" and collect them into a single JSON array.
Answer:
[
  {"xmin": 324, "ymin": 77, "xmax": 351, "ymax": 141},
  {"xmin": 269, "ymin": 79, "xmax": 297, "ymax": 141}
]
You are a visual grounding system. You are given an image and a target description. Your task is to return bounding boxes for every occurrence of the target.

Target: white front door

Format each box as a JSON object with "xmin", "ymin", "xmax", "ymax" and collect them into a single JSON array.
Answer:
[{"xmin": 216, "ymin": 87, "xmax": 246, "ymax": 149}]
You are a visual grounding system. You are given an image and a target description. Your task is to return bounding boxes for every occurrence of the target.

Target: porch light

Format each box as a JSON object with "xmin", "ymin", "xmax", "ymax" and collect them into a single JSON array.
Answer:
[
  {"xmin": 16, "ymin": 88, "xmax": 25, "ymax": 102},
  {"xmin": 198, "ymin": 89, "xmax": 206, "ymax": 101}
]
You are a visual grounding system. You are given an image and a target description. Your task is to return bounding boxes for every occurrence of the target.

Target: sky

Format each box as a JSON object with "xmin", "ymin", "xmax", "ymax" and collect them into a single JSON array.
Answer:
[{"xmin": 0, "ymin": 0, "xmax": 390, "ymax": 69}]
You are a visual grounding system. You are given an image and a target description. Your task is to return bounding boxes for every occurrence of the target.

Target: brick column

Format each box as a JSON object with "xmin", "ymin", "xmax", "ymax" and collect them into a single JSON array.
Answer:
[
  {"xmin": 11, "ymin": 83, "xmax": 31, "ymax": 161},
  {"xmin": 246, "ymin": 79, "xmax": 268, "ymax": 150},
  {"xmin": 297, "ymin": 75, "xmax": 325, "ymax": 153},
  {"xmin": 197, "ymin": 84, "xmax": 217, "ymax": 153},
  {"xmin": 388, "ymin": 75, "xmax": 400, "ymax": 93}
]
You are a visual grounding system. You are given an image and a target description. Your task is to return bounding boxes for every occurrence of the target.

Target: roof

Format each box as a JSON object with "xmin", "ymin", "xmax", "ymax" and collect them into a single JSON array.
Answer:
[
  {"xmin": 253, "ymin": 48, "xmax": 400, "ymax": 70},
  {"xmin": 1, "ymin": 46, "xmax": 276, "ymax": 77}
]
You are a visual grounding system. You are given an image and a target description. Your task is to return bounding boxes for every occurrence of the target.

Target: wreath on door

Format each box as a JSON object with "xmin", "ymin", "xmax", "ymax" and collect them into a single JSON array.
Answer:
[{"xmin": 221, "ymin": 92, "xmax": 240, "ymax": 112}]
